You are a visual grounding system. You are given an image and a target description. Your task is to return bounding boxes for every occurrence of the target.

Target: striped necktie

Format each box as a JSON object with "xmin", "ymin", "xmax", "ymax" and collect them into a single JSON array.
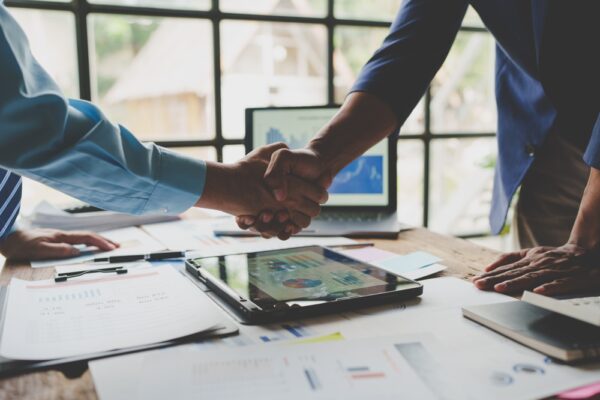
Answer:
[{"xmin": 0, "ymin": 169, "xmax": 22, "ymax": 239}]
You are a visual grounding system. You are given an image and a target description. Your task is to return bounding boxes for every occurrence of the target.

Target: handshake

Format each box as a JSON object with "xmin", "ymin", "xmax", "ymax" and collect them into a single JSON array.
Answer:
[{"xmin": 196, "ymin": 142, "xmax": 332, "ymax": 240}]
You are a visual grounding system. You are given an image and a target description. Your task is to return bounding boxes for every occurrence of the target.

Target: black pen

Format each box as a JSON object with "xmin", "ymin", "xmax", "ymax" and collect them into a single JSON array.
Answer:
[
  {"xmin": 329, "ymin": 242, "xmax": 375, "ymax": 249},
  {"xmin": 92, "ymin": 250, "xmax": 187, "ymax": 263}
]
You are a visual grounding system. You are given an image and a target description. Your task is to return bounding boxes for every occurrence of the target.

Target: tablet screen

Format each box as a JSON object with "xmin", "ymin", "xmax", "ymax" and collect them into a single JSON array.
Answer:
[{"xmin": 191, "ymin": 246, "xmax": 420, "ymax": 308}]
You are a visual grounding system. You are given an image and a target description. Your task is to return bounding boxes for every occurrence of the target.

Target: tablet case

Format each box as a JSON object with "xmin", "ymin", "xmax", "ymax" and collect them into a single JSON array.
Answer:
[{"xmin": 0, "ymin": 271, "xmax": 239, "ymax": 379}]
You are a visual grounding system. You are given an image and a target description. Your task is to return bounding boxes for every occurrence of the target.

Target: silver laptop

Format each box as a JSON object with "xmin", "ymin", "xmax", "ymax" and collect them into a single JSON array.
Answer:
[{"xmin": 216, "ymin": 106, "xmax": 406, "ymax": 238}]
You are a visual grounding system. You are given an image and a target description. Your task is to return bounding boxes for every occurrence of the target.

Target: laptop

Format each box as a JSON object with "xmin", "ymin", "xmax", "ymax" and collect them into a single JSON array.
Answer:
[{"xmin": 215, "ymin": 105, "xmax": 407, "ymax": 238}]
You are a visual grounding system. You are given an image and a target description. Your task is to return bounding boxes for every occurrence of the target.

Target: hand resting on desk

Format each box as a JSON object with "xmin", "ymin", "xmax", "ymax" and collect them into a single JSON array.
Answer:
[
  {"xmin": 0, "ymin": 228, "xmax": 119, "ymax": 261},
  {"xmin": 473, "ymin": 168, "xmax": 600, "ymax": 296},
  {"xmin": 471, "ymin": 245, "xmax": 600, "ymax": 295}
]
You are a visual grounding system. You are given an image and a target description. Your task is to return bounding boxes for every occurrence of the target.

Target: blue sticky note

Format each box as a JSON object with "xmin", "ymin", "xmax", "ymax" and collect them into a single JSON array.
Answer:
[{"xmin": 375, "ymin": 251, "xmax": 441, "ymax": 274}]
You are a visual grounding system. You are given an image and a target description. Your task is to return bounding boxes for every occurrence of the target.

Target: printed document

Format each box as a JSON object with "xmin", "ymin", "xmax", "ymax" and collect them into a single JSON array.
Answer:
[
  {"xmin": 90, "ymin": 278, "xmax": 600, "ymax": 400},
  {"xmin": 142, "ymin": 220, "xmax": 355, "ymax": 256},
  {"xmin": 0, "ymin": 267, "xmax": 224, "ymax": 360},
  {"xmin": 30, "ymin": 227, "xmax": 166, "ymax": 268}
]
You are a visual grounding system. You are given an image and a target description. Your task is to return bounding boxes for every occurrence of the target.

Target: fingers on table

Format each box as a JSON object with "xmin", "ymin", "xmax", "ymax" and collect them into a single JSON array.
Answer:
[
  {"xmin": 54, "ymin": 231, "xmax": 118, "ymax": 251},
  {"xmin": 483, "ymin": 250, "xmax": 529, "ymax": 272},
  {"xmin": 491, "ymin": 266, "xmax": 582, "ymax": 293},
  {"xmin": 534, "ymin": 270, "xmax": 600, "ymax": 295},
  {"xmin": 34, "ymin": 242, "xmax": 81, "ymax": 259},
  {"xmin": 473, "ymin": 258, "xmax": 573, "ymax": 291},
  {"xmin": 474, "ymin": 258, "xmax": 536, "ymax": 284}
]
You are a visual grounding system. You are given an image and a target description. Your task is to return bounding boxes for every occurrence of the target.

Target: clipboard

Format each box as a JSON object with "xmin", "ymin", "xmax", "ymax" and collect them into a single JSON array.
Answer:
[{"xmin": 0, "ymin": 270, "xmax": 239, "ymax": 379}]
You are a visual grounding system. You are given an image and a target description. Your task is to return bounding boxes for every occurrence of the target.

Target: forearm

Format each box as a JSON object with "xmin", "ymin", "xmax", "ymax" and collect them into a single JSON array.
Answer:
[
  {"xmin": 0, "ymin": 6, "xmax": 204, "ymax": 215},
  {"xmin": 568, "ymin": 167, "xmax": 600, "ymax": 250},
  {"xmin": 4, "ymin": 101, "xmax": 206, "ymax": 215},
  {"xmin": 307, "ymin": 92, "xmax": 399, "ymax": 175}
]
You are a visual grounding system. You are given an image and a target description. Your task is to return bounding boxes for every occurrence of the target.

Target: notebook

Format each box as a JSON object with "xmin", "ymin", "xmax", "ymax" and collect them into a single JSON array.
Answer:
[{"xmin": 463, "ymin": 301, "xmax": 600, "ymax": 362}]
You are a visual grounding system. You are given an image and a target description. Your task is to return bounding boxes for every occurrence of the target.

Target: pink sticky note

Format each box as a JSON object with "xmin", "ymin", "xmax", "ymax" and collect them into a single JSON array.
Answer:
[
  {"xmin": 341, "ymin": 247, "xmax": 398, "ymax": 263},
  {"xmin": 558, "ymin": 382, "xmax": 600, "ymax": 400}
]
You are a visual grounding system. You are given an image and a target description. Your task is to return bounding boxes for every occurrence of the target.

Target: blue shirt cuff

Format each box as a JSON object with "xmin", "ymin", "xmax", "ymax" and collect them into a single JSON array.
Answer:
[
  {"xmin": 583, "ymin": 114, "xmax": 600, "ymax": 169},
  {"xmin": 143, "ymin": 147, "xmax": 206, "ymax": 215}
]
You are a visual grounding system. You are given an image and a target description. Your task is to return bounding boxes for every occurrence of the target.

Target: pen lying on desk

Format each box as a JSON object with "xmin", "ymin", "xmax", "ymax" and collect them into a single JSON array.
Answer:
[
  {"xmin": 92, "ymin": 250, "xmax": 187, "ymax": 263},
  {"xmin": 329, "ymin": 242, "xmax": 375, "ymax": 249}
]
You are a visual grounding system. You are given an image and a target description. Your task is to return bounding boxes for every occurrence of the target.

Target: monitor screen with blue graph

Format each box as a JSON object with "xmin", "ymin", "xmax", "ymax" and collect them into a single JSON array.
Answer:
[{"xmin": 249, "ymin": 107, "xmax": 389, "ymax": 207}]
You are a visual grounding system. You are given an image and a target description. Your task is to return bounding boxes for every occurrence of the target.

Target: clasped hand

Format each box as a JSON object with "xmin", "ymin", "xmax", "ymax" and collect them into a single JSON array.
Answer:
[{"xmin": 232, "ymin": 145, "xmax": 328, "ymax": 240}]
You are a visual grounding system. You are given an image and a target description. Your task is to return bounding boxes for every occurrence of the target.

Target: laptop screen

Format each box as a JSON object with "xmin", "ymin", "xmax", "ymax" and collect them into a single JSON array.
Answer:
[{"xmin": 248, "ymin": 107, "xmax": 390, "ymax": 207}]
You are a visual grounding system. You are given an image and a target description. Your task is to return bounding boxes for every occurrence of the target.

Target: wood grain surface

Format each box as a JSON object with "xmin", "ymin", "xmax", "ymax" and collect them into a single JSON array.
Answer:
[{"xmin": 0, "ymin": 226, "xmax": 499, "ymax": 400}]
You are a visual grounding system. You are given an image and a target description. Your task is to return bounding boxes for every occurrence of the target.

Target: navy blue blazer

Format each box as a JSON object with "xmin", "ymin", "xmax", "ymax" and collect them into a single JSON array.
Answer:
[{"xmin": 352, "ymin": 0, "xmax": 600, "ymax": 234}]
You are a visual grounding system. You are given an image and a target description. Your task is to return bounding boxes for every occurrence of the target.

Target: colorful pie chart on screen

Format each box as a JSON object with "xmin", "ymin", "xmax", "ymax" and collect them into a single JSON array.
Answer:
[{"xmin": 283, "ymin": 278, "xmax": 323, "ymax": 289}]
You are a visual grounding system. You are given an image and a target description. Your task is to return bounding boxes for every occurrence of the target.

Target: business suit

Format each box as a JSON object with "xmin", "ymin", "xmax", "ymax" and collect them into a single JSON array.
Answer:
[{"xmin": 351, "ymin": 0, "xmax": 600, "ymax": 243}]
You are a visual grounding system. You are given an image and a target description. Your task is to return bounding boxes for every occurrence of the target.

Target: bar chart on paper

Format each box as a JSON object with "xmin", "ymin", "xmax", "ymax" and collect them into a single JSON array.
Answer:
[
  {"xmin": 122, "ymin": 337, "xmax": 445, "ymax": 400},
  {"xmin": 37, "ymin": 288, "xmax": 102, "ymax": 303},
  {"xmin": 0, "ymin": 267, "xmax": 224, "ymax": 360}
]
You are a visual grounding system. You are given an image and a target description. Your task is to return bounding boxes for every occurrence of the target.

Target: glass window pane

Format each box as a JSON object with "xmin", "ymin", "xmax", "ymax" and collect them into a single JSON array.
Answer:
[
  {"xmin": 333, "ymin": 26, "xmax": 387, "ymax": 102},
  {"xmin": 223, "ymin": 145, "xmax": 246, "ymax": 164},
  {"xmin": 430, "ymin": 32, "xmax": 496, "ymax": 133},
  {"xmin": 397, "ymin": 140, "xmax": 424, "ymax": 227},
  {"xmin": 429, "ymin": 138, "xmax": 497, "ymax": 236},
  {"xmin": 89, "ymin": 15, "xmax": 214, "ymax": 141},
  {"xmin": 221, "ymin": 21, "xmax": 327, "ymax": 139},
  {"xmin": 334, "ymin": 26, "xmax": 424, "ymax": 134},
  {"xmin": 169, "ymin": 146, "xmax": 217, "ymax": 162},
  {"xmin": 335, "ymin": 0, "xmax": 403, "ymax": 21},
  {"xmin": 8, "ymin": 9, "xmax": 79, "ymax": 97},
  {"xmin": 89, "ymin": 0, "xmax": 210, "ymax": 10},
  {"xmin": 220, "ymin": 0, "xmax": 326, "ymax": 17}
]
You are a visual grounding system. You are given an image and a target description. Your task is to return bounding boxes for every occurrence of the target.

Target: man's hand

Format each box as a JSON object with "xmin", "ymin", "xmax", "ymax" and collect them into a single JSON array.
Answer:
[
  {"xmin": 0, "ymin": 229, "xmax": 119, "ymax": 261},
  {"xmin": 263, "ymin": 148, "xmax": 333, "ymax": 202},
  {"xmin": 234, "ymin": 147, "xmax": 332, "ymax": 239},
  {"xmin": 474, "ymin": 167, "xmax": 600, "ymax": 296},
  {"xmin": 197, "ymin": 143, "xmax": 328, "ymax": 239},
  {"xmin": 472, "ymin": 244, "xmax": 600, "ymax": 295}
]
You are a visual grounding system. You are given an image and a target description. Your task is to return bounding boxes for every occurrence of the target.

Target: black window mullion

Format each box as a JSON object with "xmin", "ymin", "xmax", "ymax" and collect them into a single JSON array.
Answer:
[
  {"xmin": 5, "ymin": 0, "xmax": 495, "ymax": 235},
  {"xmin": 326, "ymin": 0, "xmax": 335, "ymax": 104},
  {"xmin": 74, "ymin": 0, "xmax": 91, "ymax": 100},
  {"xmin": 211, "ymin": 0, "xmax": 224, "ymax": 162},
  {"xmin": 422, "ymin": 86, "xmax": 432, "ymax": 228}
]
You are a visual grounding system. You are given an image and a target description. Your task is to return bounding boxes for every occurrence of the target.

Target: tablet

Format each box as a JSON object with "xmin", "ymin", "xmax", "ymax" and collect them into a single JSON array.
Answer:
[{"xmin": 185, "ymin": 246, "xmax": 423, "ymax": 323}]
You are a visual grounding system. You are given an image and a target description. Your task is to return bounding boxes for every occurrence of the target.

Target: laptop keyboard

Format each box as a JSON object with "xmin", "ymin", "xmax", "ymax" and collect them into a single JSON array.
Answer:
[{"xmin": 315, "ymin": 212, "xmax": 386, "ymax": 223}]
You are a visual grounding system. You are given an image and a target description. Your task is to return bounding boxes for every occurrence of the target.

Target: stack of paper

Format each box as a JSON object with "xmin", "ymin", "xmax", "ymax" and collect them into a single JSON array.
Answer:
[
  {"xmin": 26, "ymin": 201, "xmax": 179, "ymax": 232},
  {"xmin": 0, "ymin": 266, "xmax": 226, "ymax": 360},
  {"xmin": 141, "ymin": 220, "xmax": 357, "ymax": 257},
  {"xmin": 90, "ymin": 278, "xmax": 600, "ymax": 400},
  {"xmin": 340, "ymin": 247, "xmax": 446, "ymax": 280}
]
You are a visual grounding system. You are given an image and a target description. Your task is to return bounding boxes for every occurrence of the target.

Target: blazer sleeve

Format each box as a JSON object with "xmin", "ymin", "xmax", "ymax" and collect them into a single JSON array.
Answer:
[
  {"xmin": 350, "ymin": 0, "xmax": 469, "ymax": 126},
  {"xmin": 584, "ymin": 113, "xmax": 600, "ymax": 169}
]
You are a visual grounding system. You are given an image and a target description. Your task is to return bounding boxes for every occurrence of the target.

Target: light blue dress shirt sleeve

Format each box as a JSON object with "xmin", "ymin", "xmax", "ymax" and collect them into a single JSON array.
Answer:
[{"xmin": 0, "ymin": 4, "xmax": 206, "ymax": 215}]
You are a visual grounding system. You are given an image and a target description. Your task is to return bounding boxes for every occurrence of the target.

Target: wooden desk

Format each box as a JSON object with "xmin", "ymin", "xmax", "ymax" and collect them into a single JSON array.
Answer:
[{"xmin": 0, "ymin": 227, "xmax": 499, "ymax": 400}]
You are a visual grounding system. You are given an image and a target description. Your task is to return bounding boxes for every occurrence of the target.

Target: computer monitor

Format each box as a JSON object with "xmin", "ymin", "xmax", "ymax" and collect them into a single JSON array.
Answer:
[{"xmin": 246, "ymin": 106, "xmax": 397, "ymax": 211}]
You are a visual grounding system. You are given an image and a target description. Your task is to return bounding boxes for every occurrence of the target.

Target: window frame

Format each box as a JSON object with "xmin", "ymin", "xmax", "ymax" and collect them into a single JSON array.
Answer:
[{"xmin": 5, "ymin": 0, "xmax": 496, "ymax": 237}]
